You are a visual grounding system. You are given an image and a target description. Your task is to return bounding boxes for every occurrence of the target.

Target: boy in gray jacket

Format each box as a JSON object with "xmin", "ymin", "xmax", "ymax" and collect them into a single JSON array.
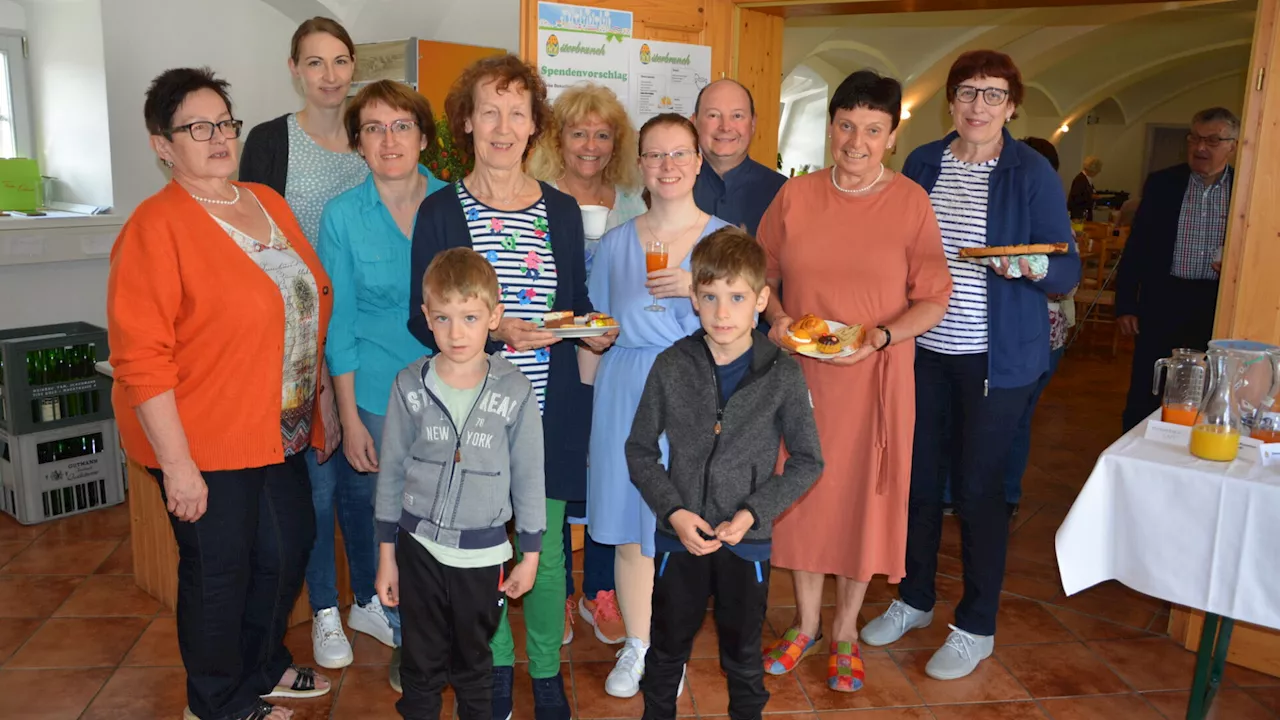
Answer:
[
  {"xmin": 626, "ymin": 227, "xmax": 824, "ymax": 720},
  {"xmin": 374, "ymin": 248, "xmax": 545, "ymax": 720}
]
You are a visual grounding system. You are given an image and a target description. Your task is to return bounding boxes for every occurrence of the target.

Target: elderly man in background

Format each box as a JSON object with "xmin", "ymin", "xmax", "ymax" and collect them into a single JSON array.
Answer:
[
  {"xmin": 691, "ymin": 79, "xmax": 786, "ymax": 236},
  {"xmin": 1068, "ymin": 155, "xmax": 1103, "ymax": 220},
  {"xmin": 1116, "ymin": 107, "xmax": 1238, "ymax": 432}
]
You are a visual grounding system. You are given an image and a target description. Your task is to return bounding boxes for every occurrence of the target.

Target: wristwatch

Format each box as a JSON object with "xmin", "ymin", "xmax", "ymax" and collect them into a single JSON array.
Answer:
[{"xmin": 875, "ymin": 325, "xmax": 892, "ymax": 351}]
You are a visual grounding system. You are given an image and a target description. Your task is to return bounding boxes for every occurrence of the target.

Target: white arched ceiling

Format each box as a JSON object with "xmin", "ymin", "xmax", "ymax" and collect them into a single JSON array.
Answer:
[
  {"xmin": 1113, "ymin": 46, "xmax": 1251, "ymax": 122},
  {"xmin": 1021, "ymin": 84, "xmax": 1062, "ymax": 118},
  {"xmin": 259, "ymin": 0, "xmax": 335, "ymax": 23},
  {"xmin": 810, "ymin": 41, "xmax": 900, "ymax": 80},
  {"xmin": 1089, "ymin": 97, "xmax": 1127, "ymax": 125}
]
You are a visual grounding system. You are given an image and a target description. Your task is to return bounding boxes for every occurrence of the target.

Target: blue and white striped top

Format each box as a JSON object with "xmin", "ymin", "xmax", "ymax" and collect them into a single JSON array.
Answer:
[
  {"xmin": 917, "ymin": 148, "xmax": 996, "ymax": 355},
  {"xmin": 458, "ymin": 183, "xmax": 557, "ymax": 410}
]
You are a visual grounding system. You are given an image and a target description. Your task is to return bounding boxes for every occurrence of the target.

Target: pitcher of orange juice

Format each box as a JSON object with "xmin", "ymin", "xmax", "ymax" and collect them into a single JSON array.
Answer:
[
  {"xmin": 1153, "ymin": 349, "xmax": 1206, "ymax": 426},
  {"xmin": 1190, "ymin": 348, "xmax": 1246, "ymax": 462}
]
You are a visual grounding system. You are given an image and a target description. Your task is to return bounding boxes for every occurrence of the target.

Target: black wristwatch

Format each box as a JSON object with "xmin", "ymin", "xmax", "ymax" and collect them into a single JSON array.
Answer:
[{"xmin": 875, "ymin": 325, "xmax": 892, "ymax": 351}]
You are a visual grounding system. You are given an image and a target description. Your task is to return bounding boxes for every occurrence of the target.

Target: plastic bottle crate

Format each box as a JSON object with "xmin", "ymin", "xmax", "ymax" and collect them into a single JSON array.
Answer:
[
  {"xmin": 0, "ymin": 322, "xmax": 113, "ymax": 435},
  {"xmin": 0, "ymin": 419, "xmax": 125, "ymax": 525}
]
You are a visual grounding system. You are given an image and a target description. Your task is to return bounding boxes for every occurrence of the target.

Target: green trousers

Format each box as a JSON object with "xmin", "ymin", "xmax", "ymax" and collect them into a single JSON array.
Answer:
[{"xmin": 491, "ymin": 498, "xmax": 566, "ymax": 678}]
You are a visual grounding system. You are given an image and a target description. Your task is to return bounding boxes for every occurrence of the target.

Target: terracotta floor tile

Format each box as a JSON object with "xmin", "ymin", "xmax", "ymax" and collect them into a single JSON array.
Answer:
[
  {"xmin": 1243, "ymin": 686, "xmax": 1280, "ymax": 713},
  {"xmin": 0, "ymin": 540, "xmax": 31, "ymax": 569},
  {"xmin": 1054, "ymin": 583, "xmax": 1162, "ymax": 630},
  {"xmin": 856, "ymin": 602, "xmax": 955, "ymax": 651},
  {"xmin": 0, "ymin": 514, "xmax": 48, "ymax": 542},
  {"xmin": 0, "ymin": 575, "xmax": 84, "ymax": 618},
  {"xmin": 890, "ymin": 649, "xmax": 1030, "ymax": 705},
  {"xmin": 0, "ymin": 536, "xmax": 120, "ymax": 575},
  {"xmin": 94, "ymin": 539, "xmax": 134, "ymax": 575},
  {"xmin": 793, "ymin": 650, "xmax": 923, "ymax": 711},
  {"xmin": 0, "ymin": 617, "xmax": 42, "ymax": 664},
  {"xmin": 122, "ymin": 616, "xmax": 182, "ymax": 667},
  {"xmin": 0, "ymin": 667, "xmax": 113, "ymax": 719},
  {"xmin": 1086, "ymin": 638, "xmax": 1197, "ymax": 692},
  {"xmin": 283, "ymin": 619, "xmax": 321, "ymax": 669},
  {"xmin": 331, "ymin": 665, "xmax": 417, "ymax": 720},
  {"xmin": 79, "ymin": 666, "xmax": 188, "ymax": 720},
  {"xmin": 7, "ymin": 616, "xmax": 148, "ymax": 668},
  {"xmin": 1039, "ymin": 694, "xmax": 1167, "ymax": 719},
  {"xmin": 814, "ymin": 709, "xmax": 934, "ymax": 720},
  {"xmin": 1142, "ymin": 688, "xmax": 1274, "ymax": 719},
  {"xmin": 41, "ymin": 503, "xmax": 131, "ymax": 540},
  {"xmin": 1225, "ymin": 662, "xmax": 1280, "ymax": 688},
  {"xmin": 928, "ymin": 702, "xmax": 1049, "ymax": 719},
  {"xmin": 53, "ymin": 573, "xmax": 162, "ymax": 617},
  {"xmin": 994, "ymin": 598, "xmax": 1075, "ymax": 645},
  {"xmin": 1042, "ymin": 604, "xmax": 1155, "ymax": 642},
  {"xmin": 678, "ymin": 657, "xmax": 811, "ymax": 715},
  {"xmin": 571, "ymin": 660, "xmax": 694, "ymax": 718},
  {"xmin": 567, "ymin": 618, "xmax": 624, "ymax": 663},
  {"xmin": 351, "ymin": 631, "xmax": 395, "ymax": 666},
  {"xmin": 995, "ymin": 642, "xmax": 1129, "ymax": 697},
  {"xmin": 1000, "ymin": 574, "xmax": 1065, "ymax": 603}
]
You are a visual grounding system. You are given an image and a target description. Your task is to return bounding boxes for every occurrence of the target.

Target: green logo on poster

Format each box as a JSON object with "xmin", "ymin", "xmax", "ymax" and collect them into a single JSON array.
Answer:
[{"xmin": 546, "ymin": 34, "xmax": 560, "ymax": 57}]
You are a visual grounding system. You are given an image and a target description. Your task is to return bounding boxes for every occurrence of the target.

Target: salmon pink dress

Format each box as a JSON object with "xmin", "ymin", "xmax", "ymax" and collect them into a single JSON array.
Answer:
[{"xmin": 760, "ymin": 170, "xmax": 952, "ymax": 582}]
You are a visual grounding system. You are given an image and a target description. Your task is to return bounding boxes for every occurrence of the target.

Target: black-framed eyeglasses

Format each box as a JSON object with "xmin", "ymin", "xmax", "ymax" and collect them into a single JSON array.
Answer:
[
  {"xmin": 167, "ymin": 119, "xmax": 243, "ymax": 142},
  {"xmin": 954, "ymin": 85, "xmax": 1009, "ymax": 106},
  {"xmin": 1187, "ymin": 132, "xmax": 1235, "ymax": 148},
  {"xmin": 639, "ymin": 149, "xmax": 696, "ymax": 168},
  {"xmin": 361, "ymin": 120, "xmax": 419, "ymax": 137}
]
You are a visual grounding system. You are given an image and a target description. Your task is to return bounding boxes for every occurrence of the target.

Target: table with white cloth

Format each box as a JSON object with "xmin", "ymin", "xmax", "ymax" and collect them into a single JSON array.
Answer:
[{"xmin": 1056, "ymin": 412, "xmax": 1280, "ymax": 720}]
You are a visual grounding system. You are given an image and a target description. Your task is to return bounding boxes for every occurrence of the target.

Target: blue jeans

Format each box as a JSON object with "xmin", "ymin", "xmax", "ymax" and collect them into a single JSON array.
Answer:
[
  {"xmin": 563, "ymin": 516, "xmax": 616, "ymax": 597},
  {"xmin": 942, "ymin": 347, "xmax": 1064, "ymax": 505},
  {"xmin": 360, "ymin": 408, "xmax": 402, "ymax": 647},
  {"xmin": 304, "ymin": 432, "xmax": 378, "ymax": 613}
]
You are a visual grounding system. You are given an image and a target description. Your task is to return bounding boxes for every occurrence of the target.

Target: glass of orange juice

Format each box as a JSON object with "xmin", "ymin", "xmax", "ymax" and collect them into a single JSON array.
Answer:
[{"xmin": 644, "ymin": 239, "xmax": 668, "ymax": 313}]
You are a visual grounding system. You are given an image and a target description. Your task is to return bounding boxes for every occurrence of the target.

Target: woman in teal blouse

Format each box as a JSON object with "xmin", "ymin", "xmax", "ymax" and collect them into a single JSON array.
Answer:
[{"xmin": 316, "ymin": 79, "xmax": 448, "ymax": 691}]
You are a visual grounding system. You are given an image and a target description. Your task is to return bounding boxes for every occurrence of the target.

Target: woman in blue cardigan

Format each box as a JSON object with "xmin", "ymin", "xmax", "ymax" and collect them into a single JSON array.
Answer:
[
  {"xmin": 408, "ymin": 54, "xmax": 616, "ymax": 720},
  {"xmin": 861, "ymin": 50, "xmax": 1079, "ymax": 681}
]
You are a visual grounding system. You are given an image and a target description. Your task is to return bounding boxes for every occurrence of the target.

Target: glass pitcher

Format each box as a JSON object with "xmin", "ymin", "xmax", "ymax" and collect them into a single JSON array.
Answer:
[
  {"xmin": 1206, "ymin": 340, "xmax": 1280, "ymax": 433},
  {"xmin": 1190, "ymin": 348, "xmax": 1245, "ymax": 462},
  {"xmin": 1153, "ymin": 349, "xmax": 1207, "ymax": 426},
  {"xmin": 1249, "ymin": 347, "xmax": 1280, "ymax": 442}
]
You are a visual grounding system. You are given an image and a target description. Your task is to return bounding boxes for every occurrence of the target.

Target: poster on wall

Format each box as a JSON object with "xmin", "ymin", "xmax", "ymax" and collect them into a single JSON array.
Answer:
[
  {"xmin": 628, "ymin": 39, "xmax": 713, "ymax": 128},
  {"xmin": 536, "ymin": 2, "xmax": 633, "ymax": 104}
]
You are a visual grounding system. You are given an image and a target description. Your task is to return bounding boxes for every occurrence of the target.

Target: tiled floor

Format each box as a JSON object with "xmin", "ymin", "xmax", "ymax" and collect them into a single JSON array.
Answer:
[{"xmin": 2, "ymin": 349, "xmax": 1278, "ymax": 719}]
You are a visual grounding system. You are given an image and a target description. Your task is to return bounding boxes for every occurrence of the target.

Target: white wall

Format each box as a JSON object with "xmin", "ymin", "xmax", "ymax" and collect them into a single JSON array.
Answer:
[
  {"xmin": 1076, "ymin": 74, "xmax": 1245, "ymax": 198},
  {"xmin": 0, "ymin": 0, "xmax": 24, "ymax": 29},
  {"xmin": 27, "ymin": 0, "xmax": 112, "ymax": 207},
  {"xmin": 334, "ymin": 0, "xmax": 519, "ymax": 52}
]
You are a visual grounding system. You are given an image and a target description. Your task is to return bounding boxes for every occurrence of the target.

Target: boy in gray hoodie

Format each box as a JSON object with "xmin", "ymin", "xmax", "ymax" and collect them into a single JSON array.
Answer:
[
  {"xmin": 374, "ymin": 248, "xmax": 545, "ymax": 720},
  {"xmin": 626, "ymin": 227, "xmax": 824, "ymax": 719}
]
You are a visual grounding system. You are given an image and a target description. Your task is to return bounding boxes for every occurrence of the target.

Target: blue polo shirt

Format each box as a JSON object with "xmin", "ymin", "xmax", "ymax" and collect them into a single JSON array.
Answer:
[
  {"xmin": 317, "ymin": 165, "xmax": 449, "ymax": 415},
  {"xmin": 692, "ymin": 155, "xmax": 787, "ymax": 236}
]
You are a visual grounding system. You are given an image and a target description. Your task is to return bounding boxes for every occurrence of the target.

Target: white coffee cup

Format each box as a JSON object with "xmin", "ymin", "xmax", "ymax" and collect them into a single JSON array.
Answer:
[{"xmin": 581, "ymin": 205, "xmax": 609, "ymax": 239}]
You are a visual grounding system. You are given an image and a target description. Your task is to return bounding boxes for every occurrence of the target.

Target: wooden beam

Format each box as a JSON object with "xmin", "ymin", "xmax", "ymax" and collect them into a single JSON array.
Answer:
[
  {"xmin": 735, "ymin": 7, "xmax": 786, "ymax": 169},
  {"xmin": 734, "ymin": 0, "xmax": 1222, "ymax": 18},
  {"xmin": 1214, "ymin": 0, "xmax": 1279, "ymax": 342}
]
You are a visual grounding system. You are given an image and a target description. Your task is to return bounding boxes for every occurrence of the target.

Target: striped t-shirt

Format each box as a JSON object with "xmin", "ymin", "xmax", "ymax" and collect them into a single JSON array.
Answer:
[
  {"xmin": 458, "ymin": 184, "xmax": 557, "ymax": 410},
  {"xmin": 917, "ymin": 148, "xmax": 997, "ymax": 355}
]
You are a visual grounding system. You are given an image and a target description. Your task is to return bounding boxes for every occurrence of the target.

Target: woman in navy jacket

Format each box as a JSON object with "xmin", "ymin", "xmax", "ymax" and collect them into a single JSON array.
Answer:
[{"xmin": 860, "ymin": 50, "xmax": 1078, "ymax": 681}]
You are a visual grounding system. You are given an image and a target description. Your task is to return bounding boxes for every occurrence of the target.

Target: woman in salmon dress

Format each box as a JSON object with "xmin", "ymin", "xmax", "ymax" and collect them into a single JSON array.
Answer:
[{"xmin": 757, "ymin": 70, "xmax": 952, "ymax": 693}]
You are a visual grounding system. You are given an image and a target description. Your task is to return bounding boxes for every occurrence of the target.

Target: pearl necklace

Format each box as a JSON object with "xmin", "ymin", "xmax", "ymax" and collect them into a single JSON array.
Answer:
[
  {"xmin": 831, "ymin": 164, "xmax": 884, "ymax": 194},
  {"xmin": 190, "ymin": 185, "xmax": 241, "ymax": 206}
]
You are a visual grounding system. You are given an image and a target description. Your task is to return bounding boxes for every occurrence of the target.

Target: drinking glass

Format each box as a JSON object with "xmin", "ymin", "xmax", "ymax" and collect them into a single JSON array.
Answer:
[{"xmin": 644, "ymin": 239, "xmax": 668, "ymax": 313}]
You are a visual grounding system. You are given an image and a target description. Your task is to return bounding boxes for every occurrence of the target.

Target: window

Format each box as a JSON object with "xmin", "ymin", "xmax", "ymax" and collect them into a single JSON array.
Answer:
[{"xmin": 0, "ymin": 32, "xmax": 32, "ymax": 160}]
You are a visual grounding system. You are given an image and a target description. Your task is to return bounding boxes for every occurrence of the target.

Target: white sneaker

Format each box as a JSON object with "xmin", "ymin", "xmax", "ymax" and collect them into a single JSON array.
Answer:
[
  {"xmin": 348, "ymin": 595, "xmax": 396, "ymax": 648},
  {"xmin": 312, "ymin": 607, "xmax": 353, "ymax": 669},
  {"xmin": 604, "ymin": 638, "xmax": 686, "ymax": 699},
  {"xmin": 925, "ymin": 625, "xmax": 994, "ymax": 680},
  {"xmin": 861, "ymin": 599, "xmax": 934, "ymax": 647}
]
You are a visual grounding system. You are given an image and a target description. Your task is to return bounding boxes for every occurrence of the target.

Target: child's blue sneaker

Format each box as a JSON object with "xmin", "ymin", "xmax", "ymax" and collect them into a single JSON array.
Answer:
[
  {"xmin": 492, "ymin": 665, "xmax": 514, "ymax": 720},
  {"xmin": 533, "ymin": 673, "xmax": 571, "ymax": 720}
]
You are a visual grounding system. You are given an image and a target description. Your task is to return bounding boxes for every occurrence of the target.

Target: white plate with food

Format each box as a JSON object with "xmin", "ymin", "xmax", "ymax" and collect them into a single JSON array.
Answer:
[
  {"xmin": 537, "ymin": 311, "xmax": 620, "ymax": 338},
  {"xmin": 781, "ymin": 315, "xmax": 865, "ymax": 360}
]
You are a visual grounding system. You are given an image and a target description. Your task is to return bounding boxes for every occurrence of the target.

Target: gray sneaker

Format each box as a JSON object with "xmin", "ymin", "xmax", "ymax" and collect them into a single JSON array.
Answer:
[
  {"xmin": 860, "ymin": 599, "xmax": 934, "ymax": 647},
  {"xmin": 925, "ymin": 625, "xmax": 994, "ymax": 680}
]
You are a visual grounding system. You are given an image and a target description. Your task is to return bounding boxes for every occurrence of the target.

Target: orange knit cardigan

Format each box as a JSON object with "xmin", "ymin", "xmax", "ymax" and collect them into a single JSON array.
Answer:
[{"xmin": 107, "ymin": 181, "xmax": 333, "ymax": 471}]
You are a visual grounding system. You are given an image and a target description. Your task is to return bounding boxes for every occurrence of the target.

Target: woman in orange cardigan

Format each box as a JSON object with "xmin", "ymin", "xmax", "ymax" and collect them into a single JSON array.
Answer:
[{"xmin": 107, "ymin": 68, "xmax": 339, "ymax": 720}]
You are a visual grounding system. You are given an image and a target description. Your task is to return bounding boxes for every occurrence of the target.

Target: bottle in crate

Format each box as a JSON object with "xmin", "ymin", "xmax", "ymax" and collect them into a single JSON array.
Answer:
[
  {"xmin": 1, "ymin": 323, "xmax": 112, "ymax": 435},
  {"xmin": 0, "ymin": 420, "xmax": 123, "ymax": 524}
]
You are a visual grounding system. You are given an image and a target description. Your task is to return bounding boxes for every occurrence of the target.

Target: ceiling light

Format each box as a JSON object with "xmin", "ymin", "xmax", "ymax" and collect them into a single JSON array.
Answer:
[
  {"xmin": 1059, "ymin": 123, "xmax": 1070, "ymax": 133},
  {"xmin": 901, "ymin": 107, "xmax": 912, "ymax": 120}
]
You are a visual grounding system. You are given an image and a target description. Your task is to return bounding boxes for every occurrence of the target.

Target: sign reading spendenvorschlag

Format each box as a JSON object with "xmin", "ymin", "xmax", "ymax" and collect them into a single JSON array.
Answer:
[{"xmin": 536, "ymin": 2, "xmax": 634, "ymax": 105}]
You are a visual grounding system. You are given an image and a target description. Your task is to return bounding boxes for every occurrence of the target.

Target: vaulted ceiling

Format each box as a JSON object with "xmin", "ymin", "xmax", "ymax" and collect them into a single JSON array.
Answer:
[{"xmin": 783, "ymin": 0, "xmax": 1256, "ymax": 127}]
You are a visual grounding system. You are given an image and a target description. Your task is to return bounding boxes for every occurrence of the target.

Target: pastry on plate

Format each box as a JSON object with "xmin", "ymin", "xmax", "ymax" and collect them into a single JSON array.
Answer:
[
  {"xmin": 835, "ymin": 324, "xmax": 865, "ymax": 350},
  {"xmin": 543, "ymin": 310, "xmax": 574, "ymax": 328},
  {"xmin": 779, "ymin": 333, "xmax": 817, "ymax": 354},
  {"xmin": 789, "ymin": 314, "xmax": 831, "ymax": 341},
  {"xmin": 586, "ymin": 313, "xmax": 618, "ymax": 328},
  {"xmin": 816, "ymin": 334, "xmax": 842, "ymax": 354},
  {"xmin": 958, "ymin": 243, "xmax": 1068, "ymax": 258}
]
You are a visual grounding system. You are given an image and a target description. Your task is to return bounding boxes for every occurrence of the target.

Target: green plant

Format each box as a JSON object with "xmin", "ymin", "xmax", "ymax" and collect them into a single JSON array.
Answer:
[{"xmin": 421, "ymin": 115, "xmax": 473, "ymax": 182}]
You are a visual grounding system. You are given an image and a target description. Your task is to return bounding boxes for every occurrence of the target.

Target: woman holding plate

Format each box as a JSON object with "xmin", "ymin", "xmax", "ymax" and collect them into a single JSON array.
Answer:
[{"xmin": 757, "ymin": 70, "xmax": 951, "ymax": 693}]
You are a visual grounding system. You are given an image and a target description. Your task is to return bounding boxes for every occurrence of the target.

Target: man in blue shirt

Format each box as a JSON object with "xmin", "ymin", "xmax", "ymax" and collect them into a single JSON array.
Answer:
[{"xmin": 692, "ymin": 79, "xmax": 787, "ymax": 236}]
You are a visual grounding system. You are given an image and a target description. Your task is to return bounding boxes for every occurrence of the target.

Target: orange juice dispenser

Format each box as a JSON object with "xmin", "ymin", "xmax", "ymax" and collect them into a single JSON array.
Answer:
[{"xmin": 1153, "ymin": 349, "xmax": 1206, "ymax": 426}]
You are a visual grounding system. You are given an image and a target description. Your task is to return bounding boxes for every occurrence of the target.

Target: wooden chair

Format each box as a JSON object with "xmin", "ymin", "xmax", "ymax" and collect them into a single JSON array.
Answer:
[{"xmin": 1073, "ymin": 288, "xmax": 1121, "ymax": 357}]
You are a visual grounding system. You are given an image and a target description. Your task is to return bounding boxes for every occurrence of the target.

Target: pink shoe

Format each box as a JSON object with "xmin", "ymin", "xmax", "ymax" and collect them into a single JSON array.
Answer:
[{"xmin": 579, "ymin": 590, "xmax": 626, "ymax": 644}]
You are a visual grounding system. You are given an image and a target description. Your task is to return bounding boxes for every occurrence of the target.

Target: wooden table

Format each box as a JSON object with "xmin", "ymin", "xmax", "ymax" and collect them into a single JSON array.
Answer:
[{"xmin": 129, "ymin": 459, "xmax": 353, "ymax": 627}]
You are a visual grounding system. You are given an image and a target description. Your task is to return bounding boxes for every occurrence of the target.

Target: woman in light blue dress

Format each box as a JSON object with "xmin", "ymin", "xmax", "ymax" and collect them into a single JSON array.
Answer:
[{"xmin": 586, "ymin": 113, "xmax": 729, "ymax": 698}]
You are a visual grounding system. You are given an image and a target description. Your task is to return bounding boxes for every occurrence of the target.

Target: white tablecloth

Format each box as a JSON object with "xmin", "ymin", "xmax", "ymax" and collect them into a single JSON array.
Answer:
[{"xmin": 1055, "ymin": 413, "xmax": 1280, "ymax": 630}]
